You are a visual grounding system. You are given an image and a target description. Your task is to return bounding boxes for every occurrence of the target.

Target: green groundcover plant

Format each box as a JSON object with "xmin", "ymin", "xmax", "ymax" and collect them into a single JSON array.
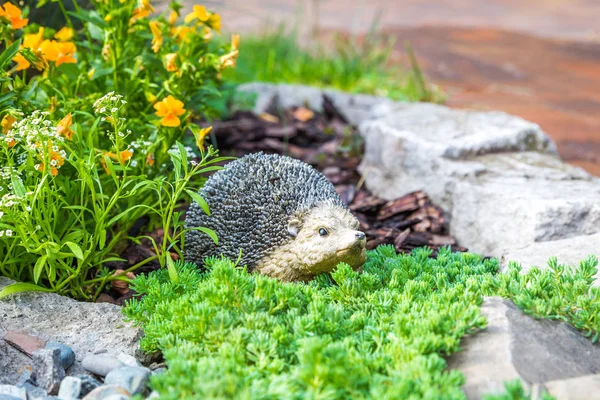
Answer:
[
  {"xmin": 124, "ymin": 247, "xmax": 598, "ymax": 399},
  {"xmin": 222, "ymin": 28, "xmax": 445, "ymax": 103},
  {"xmin": 0, "ymin": 0, "xmax": 238, "ymax": 299}
]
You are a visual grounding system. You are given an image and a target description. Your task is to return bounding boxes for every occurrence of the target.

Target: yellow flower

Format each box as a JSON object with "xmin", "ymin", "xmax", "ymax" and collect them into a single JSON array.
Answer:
[
  {"xmin": 165, "ymin": 53, "xmax": 178, "ymax": 72},
  {"xmin": 145, "ymin": 152, "xmax": 155, "ymax": 166},
  {"xmin": 1, "ymin": 3, "xmax": 28, "ymax": 30},
  {"xmin": 1, "ymin": 115, "xmax": 16, "ymax": 133},
  {"xmin": 101, "ymin": 150, "xmax": 134, "ymax": 175},
  {"xmin": 171, "ymin": 26, "xmax": 193, "ymax": 42},
  {"xmin": 208, "ymin": 13, "xmax": 220, "ymax": 33},
  {"xmin": 13, "ymin": 28, "xmax": 46, "ymax": 70},
  {"xmin": 37, "ymin": 145, "xmax": 65, "ymax": 176},
  {"xmin": 153, "ymin": 95, "xmax": 185, "ymax": 127},
  {"xmin": 193, "ymin": 126, "xmax": 212, "ymax": 151},
  {"xmin": 232, "ymin": 33, "xmax": 240, "ymax": 50},
  {"xmin": 131, "ymin": 0, "xmax": 154, "ymax": 20},
  {"xmin": 40, "ymin": 40, "xmax": 77, "ymax": 66},
  {"xmin": 168, "ymin": 10, "xmax": 178, "ymax": 25},
  {"xmin": 56, "ymin": 114, "xmax": 75, "ymax": 140},
  {"xmin": 149, "ymin": 21, "xmax": 163, "ymax": 53},
  {"xmin": 88, "ymin": 68, "xmax": 95, "ymax": 79},
  {"xmin": 54, "ymin": 27, "xmax": 74, "ymax": 42},
  {"xmin": 184, "ymin": 5, "xmax": 208, "ymax": 24}
]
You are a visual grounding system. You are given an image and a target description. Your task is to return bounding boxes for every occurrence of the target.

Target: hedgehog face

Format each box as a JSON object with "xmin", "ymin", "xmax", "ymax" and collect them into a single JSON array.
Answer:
[{"xmin": 284, "ymin": 203, "xmax": 367, "ymax": 279}]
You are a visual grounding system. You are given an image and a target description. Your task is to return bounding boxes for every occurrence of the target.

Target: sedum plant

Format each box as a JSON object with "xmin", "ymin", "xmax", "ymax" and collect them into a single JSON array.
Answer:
[
  {"xmin": 0, "ymin": 0, "xmax": 237, "ymax": 299},
  {"xmin": 124, "ymin": 249, "xmax": 598, "ymax": 399}
]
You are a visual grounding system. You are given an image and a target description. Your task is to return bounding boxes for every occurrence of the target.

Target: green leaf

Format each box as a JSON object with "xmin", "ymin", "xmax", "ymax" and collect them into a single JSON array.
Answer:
[
  {"xmin": 98, "ymin": 229, "xmax": 107, "ymax": 250},
  {"xmin": 0, "ymin": 282, "xmax": 52, "ymax": 299},
  {"xmin": 11, "ymin": 174, "xmax": 26, "ymax": 197},
  {"xmin": 197, "ymin": 227, "xmax": 218, "ymax": 244},
  {"xmin": 185, "ymin": 189, "xmax": 210, "ymax": 216},
  {"xmin": 166, "ymin": 255, "xmax": 179, "ymax": 283},
  {"xmin": 33, "ymin": 255, "xmax": 48, "ymax": 284},
  {"xmin": 0, "ymin": 39, "xmax": 21, "ymax": 70},
  {"xmin": 64, "ymin": 242, "xmax": 84, "ymax": 260},
  {"xmin": 177, "ymin": 142, "xmax": 188, "ymax": 173}
]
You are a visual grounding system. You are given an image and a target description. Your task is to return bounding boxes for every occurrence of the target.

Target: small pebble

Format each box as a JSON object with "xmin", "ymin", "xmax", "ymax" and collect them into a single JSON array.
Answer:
[
  {"xmin": 116, "ymin": 353, "xmax": 139, "ymax": 367},
  {"xmin": 93, "ymin": 349, "xmax": 108, "ymax": 355},
  {"xmin": 57, "ymin": 376, "xmax": 82, "ymax": 400},
  {"xmin": 19, "ymin": 383, "xmax": 47, "ymax": 400},
  {"xmin": 81, "ymin": 355, "xmax": 125, "ymax": 377},
  {"xmin": 146, "ymin": 391, "xmax": 160, "ymax": 399},
  {"xmin": 0, "ymin": 385, "xmax": 26, "ymax": 400},
  {"xmin": 31, "ymin": 349, "xmax": 65, "ymax": 395},
  {"xmin": 81, "ymin": 385, "xmax": 130, "ymax": 400},
  {"xmin": 104, "ymin": 366, "xmax": 151, "ymax": 395},
  {"xmin": 44, "ymin": 342, "xmax": 75, "ymax": 369},
  {"xmin": 75, "ymin": 375, "xmax": 102, "ymax": 397}
]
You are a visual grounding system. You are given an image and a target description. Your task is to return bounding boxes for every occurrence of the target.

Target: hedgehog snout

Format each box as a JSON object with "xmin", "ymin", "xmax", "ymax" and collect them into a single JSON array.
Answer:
[{"xmin": 355, "ymin": 231, "xmax": 366, "ymax": 241}]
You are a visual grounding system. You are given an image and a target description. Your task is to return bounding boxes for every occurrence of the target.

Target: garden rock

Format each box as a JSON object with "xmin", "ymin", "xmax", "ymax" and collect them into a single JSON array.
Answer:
[
  {"xmin": 542, "ymin": 374, "xmax": 600, "ymax": 400},
  {"xmin": 75, "ymin": 375, "xmax": 102, "ymax": 397},
  {"xmin": 57, "ymin": 376, "xmax": 82, "ymax": 400},
  {"xmin": 0, "ymin": 385, "xmax": 26, "ymax": 400},
  {"xmin": 448, "ymin": 297, "xmax": 600, "ymax": 399},
  {"xmin": 44, "ymin": 342, "xmax": 76, "ymax": 370},
  {"xmin": 501, "ymin": 233, "xmax": 600, "ymax": 286},
  {"xmin": 0, "ymin": 277, "xmax": 141, "ymax": 384},
  {"xmin": 104, "ymin": 366, "xmax": 151, "ymax": 395},
  {"xmin": 19, "ymin": 383, "xmax": 47, "ymax": 400},
  {"xmin": 81, "ymin": 385, "xmax": 130, "ymax": 400},
  {"xmin": 81, "ymin": 355, "xmax": 125, "ymax": 377},
  {"xmin": 31, "ymin": 348, "xmax": 65, "ymax": 395}
]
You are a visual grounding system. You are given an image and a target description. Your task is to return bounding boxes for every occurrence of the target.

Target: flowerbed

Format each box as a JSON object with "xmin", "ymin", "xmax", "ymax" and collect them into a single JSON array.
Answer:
[{"xmin": 0, "ymin": 0, "xmax": 237, "ymax": 299}]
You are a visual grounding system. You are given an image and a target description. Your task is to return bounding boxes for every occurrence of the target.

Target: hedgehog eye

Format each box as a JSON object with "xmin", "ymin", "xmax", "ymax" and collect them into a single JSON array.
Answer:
[{"xmin": 318, "ymin": 228, "xmax": 329, "ymax": 237}]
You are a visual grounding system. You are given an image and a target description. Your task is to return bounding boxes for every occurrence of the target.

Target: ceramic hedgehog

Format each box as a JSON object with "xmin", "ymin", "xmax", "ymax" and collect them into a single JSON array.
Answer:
[{"xmin": 184, "ymin": 153, "xmax": 367, "ymax": 281}]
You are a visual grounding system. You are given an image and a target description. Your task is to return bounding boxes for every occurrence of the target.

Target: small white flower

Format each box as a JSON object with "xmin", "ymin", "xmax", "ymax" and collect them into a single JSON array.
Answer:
[
  {"xmin": 100, "ymin": 107, "xmax": 106, "ymax": 113},
  {"xmin": 25, "ymin": 206, "xmax": 31, "ymax": 211},
  {"xmin": 6, "ymin": 230, "xmax": 13, "ymax": 237},
  {"xmin": 0, "ymin": 231, "xmax": 4, "ymax": 237},
  {"xmin": 52, "ymin": 146, "xmax": 59, "ymax": 152},
  {"xmin": 36, "ymin": 225, "xmax": 41, "ymax": 230},
  {"xmin": 111, "ymin": 107, "xmax": 118, "ymax": 113},
  {"xmin": 131, "ymin": 160, "xmax": 138, "ymax": 167}
]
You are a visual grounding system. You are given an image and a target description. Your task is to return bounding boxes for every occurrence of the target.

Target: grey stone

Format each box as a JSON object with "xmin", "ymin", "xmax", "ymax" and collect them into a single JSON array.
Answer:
[
  {"xmin": 57, "ymin": 376, "xmax": 82, "ymax": 400},
  {"xmin": 146, "ymin": 391, "xmax": 160, "ymax": 399},
  {"xmin": 543, "ymin": 374, "xmax": 600, "ymax": 400},
  {"xmin": 81, "ymin": 385, "xmax": 130, "ymax": 400},
  {"xmin": 236, "ymin": 82, "xmax": 396, "ymax": 125},
  {"xmin": 152, "ymin": 367, "xmax": 166, "ymax": 376},
  {"xmin": 116, "ymin": 353, "xmax": 140, "ymax": 367},
  {"xmin": 448, "ymin": 297, "xmax": 600, "ymax": 399},
  {"xmin": 0, "ymin": 396, "xmax": 22, "ymax": 400},
  {"xmin": 20, "ymin": 382, "xmax": 47, "ymax": 400},
  {"xmin": 44, "ymin": 342, "xmax": 75, "ymax": 370},
  {"xmin": 104, "ymin": 366, "xmax": 151, "ymax": 395},
  {"xmin": 81, "ymin": 355, "xmax": 125, "ymax": 377},
  {"xmin": 0, "ymin": 277, "xmax": 141, "ymax": 384},
  {"xmin": 74, "ymin": 375, "xmax": 102, "ymax": 397},
  {"xmin": 21, "ymin": 382, "xmax": 48, "ymax": 400},
  {"xmin": 31, "ymin": 349, "xmax": 65, "ymax": 395},
  {"xmin": 0, "ymin": 385, "xmax": 26, "ymax": 400},
  {"xmin": 501, "ymin": 233, "xmax": 600, "ymax": 286},
  {"xmin": 356, "ymin": 108, "xmax": 600, "ymax": 259}
]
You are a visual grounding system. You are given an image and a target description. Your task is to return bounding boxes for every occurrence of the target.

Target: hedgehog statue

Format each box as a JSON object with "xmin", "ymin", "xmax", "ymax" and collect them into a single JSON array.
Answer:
[{"xmin": 184, "ymin": 153, "xmax": 367, "ymax": 281}]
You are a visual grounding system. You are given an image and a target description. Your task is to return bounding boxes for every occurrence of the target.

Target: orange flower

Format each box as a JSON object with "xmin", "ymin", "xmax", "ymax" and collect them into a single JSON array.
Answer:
[
  {"xmin": 13, "ymin": 28, "xmax": 46, "ymax": 70},
  {"xmin": 12, "ymin": 52, "xmax": 29, "ymax": 71},
  {"xmin": 184, "ymin": 5, "xmax": 209, "ymax": 23},
  {"xmin": 37, "ymin": 150, "xmax": 65, "ymax": 176},
  {"xmin": 56, "ymin": 114, "xmax": 75, "ymax": 140},
  {"xmin": 153, "ymin": 95, "xmax": 185, "ymax": 127},
  {"xmin": 1, "ymin": 115, "xmax": 16, "ymax": 133},
  {"xmin": 145, "ymin": 152, "xmax": 155, "ymax": 166},
  {"xmin": 54, "ymin": 27, "xmax": 74, "ymax": 42},
  {"xmin": 1, "ymin": 3, "xmax": 28, "ymax": 30},
  {"xmin": 40, "ymin": 40, "xmax": 77, "ymax": 66},
  {"xmin": 101, "ymin": 150, "xmax": 134, "ymax": 175},
  {"xmin": 165, "ymin": 53, "xmax": 178, "ymax": 72},
  {"xmin": 149, "ymin": 21, "xmax": 163, "ymax": 53},
  {"xmin": 218, "ymin": 34, "xmax": 239, "ymax": 69},
  {"xmin": 131, "ymin": 0, "xmax": 155, "ymax": 20},
  {"xmin": 193, "ymin": 126, "xmax": 212, "ymax": 151}
]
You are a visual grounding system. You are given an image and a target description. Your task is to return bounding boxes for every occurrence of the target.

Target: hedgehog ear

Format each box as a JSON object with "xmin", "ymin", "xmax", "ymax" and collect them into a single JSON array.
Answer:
[{"xmin": 287, "ymin": 219, "xmax": 301, "ymax": 238}]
